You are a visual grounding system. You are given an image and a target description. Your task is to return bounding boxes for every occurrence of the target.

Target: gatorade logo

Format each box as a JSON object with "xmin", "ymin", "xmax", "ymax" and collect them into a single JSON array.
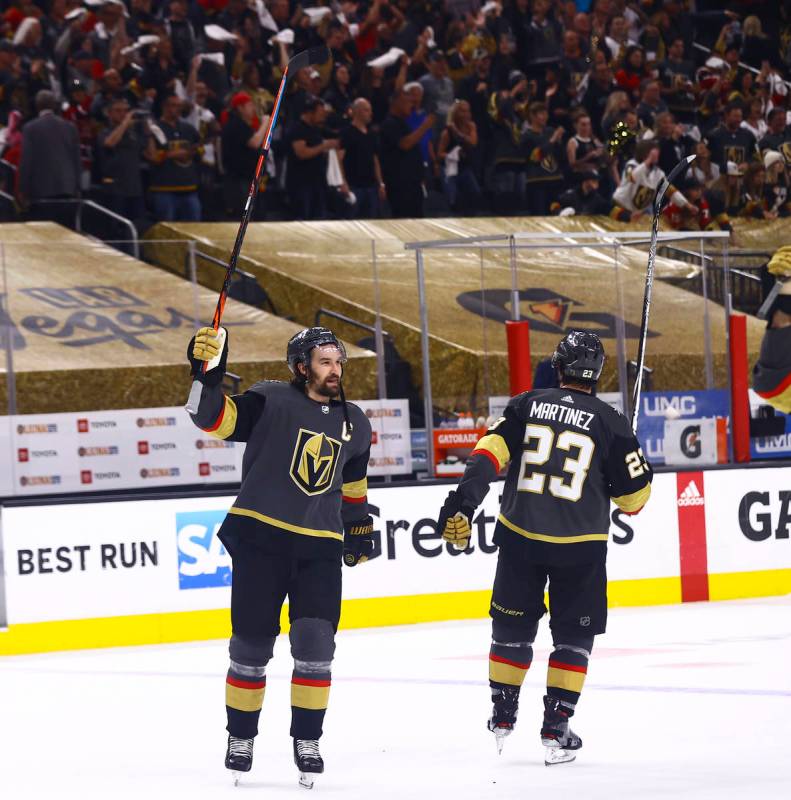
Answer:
[
  {"xmin": 677, "ymin": 479, "xmax": 704, "ymax": 506},
  {"xmin": 680, "ymin": 425, "xmax": 702, "ymax": 459}
]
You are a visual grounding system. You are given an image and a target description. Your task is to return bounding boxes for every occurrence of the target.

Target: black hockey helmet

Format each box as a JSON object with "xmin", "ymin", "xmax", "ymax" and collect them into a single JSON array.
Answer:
[
  {"xmin": 551, "ymin": 330, "xmax": 605, "ymax": 382},
  {"xmin": 286, "ymin": 326, "xmax": 347, "ymax": 376}
]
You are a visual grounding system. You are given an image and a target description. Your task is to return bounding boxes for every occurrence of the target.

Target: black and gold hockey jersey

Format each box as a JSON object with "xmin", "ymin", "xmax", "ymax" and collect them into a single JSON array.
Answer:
[
  {"xmin": 457, "ymin": 387, "xmax": 652, "ymax": 564},
  {"xmin": 189, "ymin": 380, "xmax": 372, "ymax": 559}
]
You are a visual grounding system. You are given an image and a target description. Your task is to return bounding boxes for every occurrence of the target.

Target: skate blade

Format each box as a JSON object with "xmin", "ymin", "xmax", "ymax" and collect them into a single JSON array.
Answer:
[
  {"xmin": 544, "ymin": 746, "xmax": 577, "ymax": 766},
  {"xmin": 492, "ymin": 729, "xmax": 510, "ymax": 756},
  {"xmin": 298, "ymin": 771, "xmax": 315, "ymax": 789},
  {"xmin": 232, "ymin": 771, "xmax": 242, "ymax": 786}
]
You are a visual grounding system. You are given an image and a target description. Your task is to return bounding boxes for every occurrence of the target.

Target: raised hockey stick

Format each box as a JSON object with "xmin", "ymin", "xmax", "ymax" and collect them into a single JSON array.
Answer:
[
  {"xmin": 629, "ymin": 153, "xmax": 696, "ymax": 433},
  {"xmin": 185, "ymin": 45, "xmax": 330, "ymax": 414}
]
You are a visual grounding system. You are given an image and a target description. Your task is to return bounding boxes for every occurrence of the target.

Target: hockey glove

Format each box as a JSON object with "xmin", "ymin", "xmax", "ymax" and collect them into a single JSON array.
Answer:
[
  {"xmin": 343, "ymin": 515, "xmax": 374, "ymax": 567},
  {"xmin": 188, "ymin": 326, "xmax": 228, "ymax": 387},
  {"xmin": 437, "ymin": 490, "xmax": 475, "ymax": 551}
]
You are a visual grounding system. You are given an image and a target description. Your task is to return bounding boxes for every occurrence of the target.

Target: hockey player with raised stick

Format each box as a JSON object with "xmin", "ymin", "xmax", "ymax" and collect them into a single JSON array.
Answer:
[
  {"xmin": 437, "ymin": 331, "xmax": 653, "ymax": 766},
  {"xmin": 753, "ymin": 247, "xmax": 791, "ymax": 413},
  {"xmin": 187, "ymin": 325, "xmax": 373, "ymax": 789}
]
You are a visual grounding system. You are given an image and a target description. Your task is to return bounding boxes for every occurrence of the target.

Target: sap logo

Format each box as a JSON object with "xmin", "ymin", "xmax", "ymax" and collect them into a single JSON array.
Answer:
[
  {"xmin": 175, "ymin": 510, "xmax": 232, "ymax": 589},
  {"xmin": 738, "ymin": 491, "xmax": 791, "ymax": 542},
  {"xmin": 643, "ymin": 396, "xmax": 696, "ymax": 417}
]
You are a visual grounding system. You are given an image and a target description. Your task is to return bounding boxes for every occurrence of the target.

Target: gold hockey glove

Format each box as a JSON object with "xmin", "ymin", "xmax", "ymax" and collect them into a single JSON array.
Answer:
[
  {"xmin": 343, "ymin": 516, "xmax": 374, "ymax": 567},
  {"xmin": 188, "ymin": 326, "xmax": 228, "ymax": 387},
  {"xmin": 768, "ymin": 246, "xmax": 791, "ymax": 278},
  {"xmin": 437, "ymin": 490, "xmax": 475, "ymax": 551}
]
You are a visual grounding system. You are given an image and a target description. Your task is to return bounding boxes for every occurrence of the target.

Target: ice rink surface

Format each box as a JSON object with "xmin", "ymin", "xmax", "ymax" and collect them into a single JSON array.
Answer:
[{"xmin": 1, "ymin": 596, "xmax": 790, "ymax": 800}]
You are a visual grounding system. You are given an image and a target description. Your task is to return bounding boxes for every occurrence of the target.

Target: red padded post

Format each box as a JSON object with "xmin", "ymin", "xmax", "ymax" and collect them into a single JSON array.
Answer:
[
  {"xmin": 505, "ymin": 320, "xmax": 532, "ymax": 396},
  {"xmin": 728, "ymin": 313, "xmax": 751, "ymax": 463}
]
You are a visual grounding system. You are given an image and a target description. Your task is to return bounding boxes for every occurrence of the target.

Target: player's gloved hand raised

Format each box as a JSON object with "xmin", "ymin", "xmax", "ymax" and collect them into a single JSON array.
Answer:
[
  {"xmin": 437, "ymin": 490, "xmax": 475, "ymax": 551},
  {"xmin": 188, "ymin": 326, "xmax": 228, "ymax": 387},
  {"xmin": 768, "ymin": 246, "xmax": 791, "ymax": 278},
  {"xmin": 343, "ymin": 515, "xmax": 374, "ymax": 567}
]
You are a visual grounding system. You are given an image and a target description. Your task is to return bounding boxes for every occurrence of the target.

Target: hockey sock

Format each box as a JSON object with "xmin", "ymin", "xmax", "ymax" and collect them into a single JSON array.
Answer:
[
  {"xmin": 225, "ymin": 661, "xmax": 267, "ymax": 739},
  {"xmin": 546, "ymin": 644, "xmax": 589, "ymax": 710},
  {"xmin": 489, "ymin": 640, "xmax": 532, "ymax": 726},
  {"xmin": 290, "ymin": 660, "xmax": 332, "ymax": 740},
  {"xmin": 489, "ymin": 640, "xmax": 533, "ymax": 688}
]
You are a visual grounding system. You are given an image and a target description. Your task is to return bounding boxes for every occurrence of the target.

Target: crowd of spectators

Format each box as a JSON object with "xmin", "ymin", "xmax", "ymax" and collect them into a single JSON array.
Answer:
[{"xmin": 2, "ymin": 0, "xmax": 791, "ymax": 232}]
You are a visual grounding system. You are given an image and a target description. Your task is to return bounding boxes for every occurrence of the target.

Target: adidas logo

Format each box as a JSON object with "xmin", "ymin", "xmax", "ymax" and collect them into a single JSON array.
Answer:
[
  {"xmin": 560, "ymin": 395, "xmax": 574, "ymax": 403},
  {"xmin": 677, "ymin": 479, "xmax": 704, "ymax": 507}
]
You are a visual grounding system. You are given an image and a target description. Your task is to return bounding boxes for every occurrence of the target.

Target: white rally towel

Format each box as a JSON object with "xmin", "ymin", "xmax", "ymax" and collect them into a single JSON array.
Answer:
[
  {"xmin": 255, "ymin": 0, "xmax": 279, "ymax": 33},
  {"xmin": 367, "ymin": 47, "xmax": 405, "ymax": 69},
  {"xmin": 120, "ymin": 35, "xmax": 160, "ymax": 56},
  {"xmin": 204, "ymin": 24, "xmax": 238, "ymax": 42},
  {"xmin": 304, "ymin": 7, "xmax": 333, "ymax": 25},
  {"xmin": 273, "ymin": 28, "xmax": 295, "ymax": 44},
  {"xmin": 326, "ymin": 147, "xmax": 343, "ymax": 187},
  {"xmin": 444, "ymin": 146, "xmax": 461, "ymax": 178}
]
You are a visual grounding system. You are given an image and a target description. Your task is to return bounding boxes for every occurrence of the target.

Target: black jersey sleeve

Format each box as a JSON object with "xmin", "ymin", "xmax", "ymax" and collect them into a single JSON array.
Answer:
[
  {"xmin": 603, "ymin": 410, "xmax": 653, "ymax": 515},
  {"xmin": 456, "ymin": 400, "xmax": 525, "ymax": 509},
  {"xmin": 188, "ymin": 382, "xmax": 266, "ymax": 443},
  {"xmin": 341, "ymin": 411, "xmax": 372, "ymax": 524}
]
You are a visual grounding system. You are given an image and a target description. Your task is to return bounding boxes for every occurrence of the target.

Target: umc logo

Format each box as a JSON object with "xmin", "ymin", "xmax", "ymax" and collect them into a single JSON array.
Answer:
[{"xmin": 289, "ymin": 428, "xmax": 342, "ymax": 496}]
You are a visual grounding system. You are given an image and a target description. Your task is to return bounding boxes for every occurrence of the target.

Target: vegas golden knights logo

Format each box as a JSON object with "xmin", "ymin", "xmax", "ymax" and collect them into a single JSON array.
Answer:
[
  {"xmin": 541, "ymin": 153, "xmax": 557, "ymax": 173},
  {"xmin": 289, "ymin": 428, "xmax": 342, "ymax": 496},
  {"xmin": 633, "ymin": 185, "xmax": 653, "ymax": 210}
]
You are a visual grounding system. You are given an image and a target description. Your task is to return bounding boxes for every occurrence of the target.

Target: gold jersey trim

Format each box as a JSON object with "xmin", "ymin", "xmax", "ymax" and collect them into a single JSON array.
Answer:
[
  {"xmin": 341, "ymin": 476, "xmax": 368, "ymax": 499},
  {"xmin": 205, "ymin": 396, "xmax": 238, "ymax": 440},
  {"xmin": 612, "ymin": 483, "xmax": 651, "ymax": 513},
  {"xmin": 228, "ymin": 506, "xmax": 344, "ymax": 541},
  {"xmin": 474, "ymin": 433, "xmax": 511, "ymax": 470},
  {"xmin": 498, "ymin": 514, "xmax": 609, "ymax": 544}
]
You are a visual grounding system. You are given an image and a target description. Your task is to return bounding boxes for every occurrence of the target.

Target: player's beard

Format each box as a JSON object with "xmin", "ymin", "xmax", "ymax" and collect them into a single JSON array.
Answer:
[{"xmin": 313, "ymin": 375, "xmax": 341, "ymax": 398}]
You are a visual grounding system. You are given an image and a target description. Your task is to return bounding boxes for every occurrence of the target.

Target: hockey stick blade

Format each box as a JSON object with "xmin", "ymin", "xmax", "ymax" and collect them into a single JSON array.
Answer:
[
  {"xmin": 652, "ymin": 154, "xmax": 696, "ymax": 214},
  {"xmin": 288, "ymin": 45, "xmax": 330, "ymax": 73}
]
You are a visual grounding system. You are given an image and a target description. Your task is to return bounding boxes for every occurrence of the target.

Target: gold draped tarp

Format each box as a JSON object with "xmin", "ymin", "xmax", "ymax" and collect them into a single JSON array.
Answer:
[
  {"xmin": 144, "ymin": 217, "xmax": 766, "ymax": 411},
  {"xmin": 0, "ymin": 223, "xmax": 377, "ymax": 413}
]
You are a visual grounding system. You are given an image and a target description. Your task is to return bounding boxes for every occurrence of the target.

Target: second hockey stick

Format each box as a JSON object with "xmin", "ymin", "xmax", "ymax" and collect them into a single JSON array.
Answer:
[
  {"xmin": 629, "ymin": 153, "xmax": 696, "ymax": 433},
  {"xmin": 185, "ymin": 45, "xmax": 330, "ymax": 414}
]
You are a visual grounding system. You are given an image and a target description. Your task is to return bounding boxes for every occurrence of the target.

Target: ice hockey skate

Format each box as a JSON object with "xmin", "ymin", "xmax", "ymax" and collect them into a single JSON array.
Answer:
[
  {"xmin": 294, "ymin": 738, "xmax": 324, "ymax": 789},
  {"xmin": 487, "ymin": 686, "xmax": 520, "ymax": 755},
  {"xmin": 225, "ymin": 734, "xmax": 254, "ymax": 785},
  {"xmin": 540, "ymin": 696, "xmax": 582, "ymax": 766}
]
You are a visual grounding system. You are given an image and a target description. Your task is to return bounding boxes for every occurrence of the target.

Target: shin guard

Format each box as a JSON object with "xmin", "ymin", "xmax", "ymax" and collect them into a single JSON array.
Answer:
[{"xmin": 289, "ymin": 618, "xmax": 335, "ymax": 740}]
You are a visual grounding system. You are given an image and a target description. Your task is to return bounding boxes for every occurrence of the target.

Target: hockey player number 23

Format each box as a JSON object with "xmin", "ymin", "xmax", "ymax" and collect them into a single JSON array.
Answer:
[
  {"xmin": 625, "ymin": 449, "xmax": 648, "ymax": 479},
  {"xmin": 517, "ymin": 424, "xmax": 595, "ymax": 502}
]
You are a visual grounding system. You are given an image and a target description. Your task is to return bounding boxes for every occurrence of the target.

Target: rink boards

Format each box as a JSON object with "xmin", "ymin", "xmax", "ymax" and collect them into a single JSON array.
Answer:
[{"xmin": 0, "ymin": 464, "xmax": 789, "ymax": 655}]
